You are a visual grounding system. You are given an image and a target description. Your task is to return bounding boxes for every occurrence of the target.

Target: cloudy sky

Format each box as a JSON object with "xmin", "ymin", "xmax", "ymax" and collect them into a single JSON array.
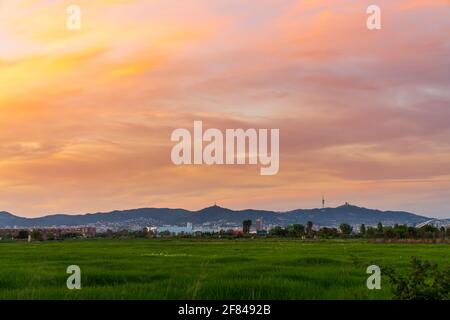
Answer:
[{"xmin": 1, "ymin": 0, "xmax": 449, "ymax": 218}]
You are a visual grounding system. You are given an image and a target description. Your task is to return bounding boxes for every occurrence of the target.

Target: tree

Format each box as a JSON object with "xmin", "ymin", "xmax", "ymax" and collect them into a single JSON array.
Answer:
[
  {"xmin": 420, "ymin": 225, "xmax": 439, "ymax": 233},
  {"xmin": 360, "ymin": 224, "xmax": 366, "ymax": 236},
  {"xmin": 366, "ymin": 227, "xmax": 376, "ymax": 237},
  {"xmin": 377, "ymin": 222, "xmax": 384, "ymax": 233},
  {"xmin": 243, "ymin": 220, "xmax": 252, "ymax": 234},
  {"xmin": 17, "ymin": 230, "xmax": 29, "ymax": 239},
  {"xmin": 440, "ymin": 227, "xmax": 446, "ymax": 239},
  {"xmin": 46, "ymin": 232, "xmax": 56, "ymax": 241},
  {"xmin": 318, "ymin": 227, "xmax": 338, "ymax": 238},
  {"xmin": 306, "ymin": 221, "xmax": 313, "ymax": 236},
  {"xmin": 291, "ymin": 224, "xmax": 305, "ymax": 237},
  {"xmin": 407, "ymin": 226, "xmax": 418, "ymax": 239},
  {"xmin": 31, "ymin": 230, "xmax": 43, "ymax": 241},
  {"xmin": 418, "ymin": 225, "xmax": 439, "ymax": 239},
  {"xmin": 392, "ymin": 224, "xmax": 408, "ymax": 238},
  {"xmin": 384, "ymin": 227, "xmax": 395, "ymax": 238},
  {"xmin": 270, "ymin": 226, "xmax": 287, "ymax": 237},
  {"xmin": 339, "ymin": 223, "xmax": 353, "ymax": 235}
]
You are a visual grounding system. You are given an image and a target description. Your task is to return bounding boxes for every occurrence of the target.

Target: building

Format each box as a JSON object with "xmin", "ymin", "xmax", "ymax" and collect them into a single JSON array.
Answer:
[
  {"xmin": 256, "ymin": 218, "xmax": 263, "ymax": 231},
  {"xmin": 157, "ymin": 222, "xmax": 194, "ymax": 235},
  {"xmin": 416, "ymin": 219, "xmax": 449, "ymax": 229},
  {"xmin": 143, "ymin": 226, "xmax": 158, "ymax": 233}
]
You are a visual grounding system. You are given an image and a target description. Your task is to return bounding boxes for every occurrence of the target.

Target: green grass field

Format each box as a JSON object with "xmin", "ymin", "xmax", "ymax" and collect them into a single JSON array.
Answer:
[{"xmin": 0, "ymin": 238, "xmax": 448, "ymax": 299}]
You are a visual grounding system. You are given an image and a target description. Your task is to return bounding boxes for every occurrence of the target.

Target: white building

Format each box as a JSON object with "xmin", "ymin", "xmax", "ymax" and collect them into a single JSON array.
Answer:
[{"xmin": 157, "ymin": 222, "xmax": 194, "ymax": 234}]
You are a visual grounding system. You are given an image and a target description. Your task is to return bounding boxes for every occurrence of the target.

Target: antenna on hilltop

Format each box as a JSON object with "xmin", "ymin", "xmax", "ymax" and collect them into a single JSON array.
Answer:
[{"xmin": 322, "ymin": 195, "xmax": 325, "ymax": 209}]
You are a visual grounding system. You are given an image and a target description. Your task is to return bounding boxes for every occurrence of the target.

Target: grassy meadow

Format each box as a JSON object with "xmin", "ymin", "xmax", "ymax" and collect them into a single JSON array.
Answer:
[{"xmin": 0, "ymin": 238, "xmax": 448, "ymax": 299}]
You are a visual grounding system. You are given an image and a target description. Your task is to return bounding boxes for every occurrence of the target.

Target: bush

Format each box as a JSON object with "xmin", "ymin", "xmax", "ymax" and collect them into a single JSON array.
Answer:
[{"xmin": 384, "ymin": 256, "xmax": 449, "ymax": 300}]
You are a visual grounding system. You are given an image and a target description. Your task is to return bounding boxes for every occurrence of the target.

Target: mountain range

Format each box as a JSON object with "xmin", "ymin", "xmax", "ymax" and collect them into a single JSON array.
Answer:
[{"xmin": 1, "ymin": 203, "xmax": 448, "ymax": 229}]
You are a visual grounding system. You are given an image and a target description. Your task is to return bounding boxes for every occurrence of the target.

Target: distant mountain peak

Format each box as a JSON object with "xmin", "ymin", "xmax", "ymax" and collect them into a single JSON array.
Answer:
[{"xmin": 199, "ymin": 204, "xmax": 229, "ymax": 212}]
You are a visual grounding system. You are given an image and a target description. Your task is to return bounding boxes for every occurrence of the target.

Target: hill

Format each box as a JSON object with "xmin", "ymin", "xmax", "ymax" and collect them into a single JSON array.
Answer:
[{"xmin": 0, "ymin": 204, "xmax": 444, "ymax": 229}]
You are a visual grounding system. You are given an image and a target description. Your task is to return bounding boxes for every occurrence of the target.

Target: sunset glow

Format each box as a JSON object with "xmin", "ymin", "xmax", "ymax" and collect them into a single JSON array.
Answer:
[{"xmin": 1, "ymin": 0, "xmax": 449, "ymax": 217}]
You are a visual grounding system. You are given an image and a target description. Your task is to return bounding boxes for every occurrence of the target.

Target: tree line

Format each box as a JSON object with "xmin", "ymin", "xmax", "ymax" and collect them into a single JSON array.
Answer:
[{"xmin": 266, "ymin": 221, "xmax": 450, "ymax": 240}]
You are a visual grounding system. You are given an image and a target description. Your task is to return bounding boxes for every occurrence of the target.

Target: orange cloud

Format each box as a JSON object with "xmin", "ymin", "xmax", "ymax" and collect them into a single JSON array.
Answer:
[{"xmin": 0, "ymin": 0, "xmax": 449, "ymax": 217}]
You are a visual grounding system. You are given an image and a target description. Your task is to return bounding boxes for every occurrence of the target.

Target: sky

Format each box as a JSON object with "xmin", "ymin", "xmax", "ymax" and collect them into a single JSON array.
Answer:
[{"xmin": 0, "ymin": 0, "xmax": 449, "ymax": 218}]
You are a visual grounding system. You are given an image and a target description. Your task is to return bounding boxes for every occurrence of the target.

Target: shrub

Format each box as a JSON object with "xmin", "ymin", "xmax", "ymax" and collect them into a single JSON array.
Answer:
[{"xmin": 384, "ymin": 256, "xmax": 449, "ymax": 300}]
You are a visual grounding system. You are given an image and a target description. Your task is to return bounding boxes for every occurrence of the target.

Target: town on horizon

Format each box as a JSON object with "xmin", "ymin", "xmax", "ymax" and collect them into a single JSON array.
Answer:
[{"xmin": 1, "ymin": 201, "xmax": 449, "ymax": 236}]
